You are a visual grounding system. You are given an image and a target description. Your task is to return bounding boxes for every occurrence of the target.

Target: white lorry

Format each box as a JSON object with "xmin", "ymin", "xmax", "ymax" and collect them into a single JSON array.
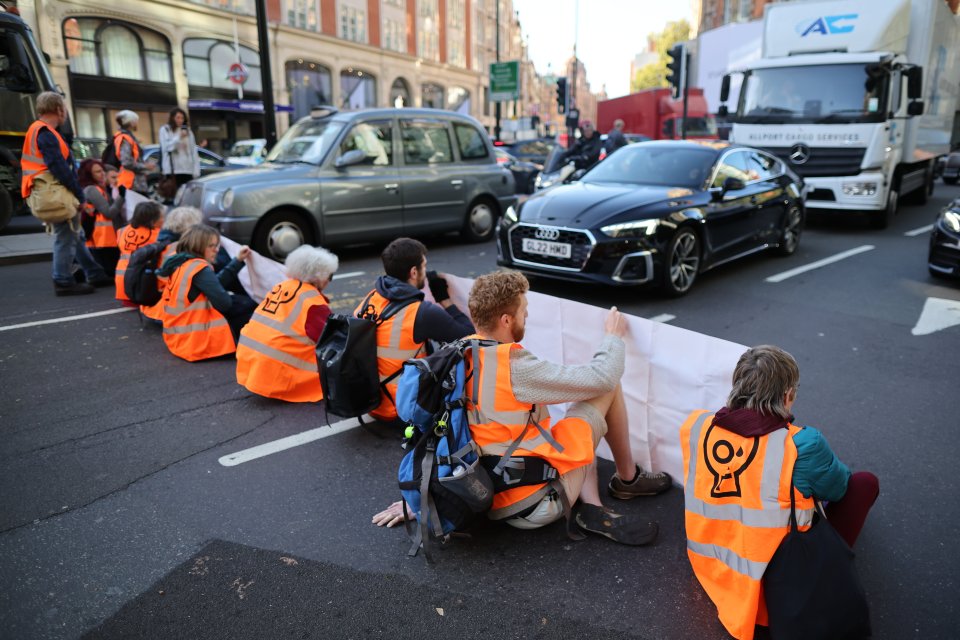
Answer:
[{"xmin": 717, "ymin": 0, "xmax": 959, "ymax": 228}]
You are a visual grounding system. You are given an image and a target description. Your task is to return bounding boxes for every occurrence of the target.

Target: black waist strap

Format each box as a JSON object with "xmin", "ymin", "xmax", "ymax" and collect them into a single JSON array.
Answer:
[{"xmin": 480, "ymin": 455, "xmax": 559, "ymax": 493}]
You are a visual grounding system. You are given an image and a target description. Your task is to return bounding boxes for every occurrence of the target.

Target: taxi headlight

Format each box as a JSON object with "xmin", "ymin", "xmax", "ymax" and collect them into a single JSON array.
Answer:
[
  {"xmin": 600, "ymin": 219, "xmax": 659, "ymax": 238},
  {"xmin": 220, "ymin": 188, "xmax": 234, "ymax": 211}
]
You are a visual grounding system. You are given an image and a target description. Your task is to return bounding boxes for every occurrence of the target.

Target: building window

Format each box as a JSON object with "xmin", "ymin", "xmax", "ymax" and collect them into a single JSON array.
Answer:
[
  {"xmin": 286, "ymin": 60, "xmax": 332, "ymax": 121},
  {"xmin": 448, "ymin": 0, "xmax": 465, "ymax": 28},
  {"xmin": 285, "ymin": 0, "xmax": 320, "ymax": 31},
  {"xmin": 417, "ymin": 0, "xmax": 439, "ymax": 61},
  {"xmin": 183, "ymin": 38, "xmax": 262, "ymax": 93},
  {"xmin": 738, "ymin": 0, "xmax": 753, "ymax": 21},
  {"xmin": 384, "ymin": 0, "xmax": 404, "ymax": 8},
  {"xmin": 62, "ymin": 18, "xmax": 172, "ymax": 83},
  {"xmin": 383, "ymin": 19, "xmax": 405, "ymax": 53},
  {"xmin": 447, "ymin": 86, "xmax": 470, "ymax": 114},
  {"xmin": 421, "ymin": 82, "xmax": 444, "ymax": 109},
  {"xmin": 185, "ymin": 0, "xmax": 254, "ymax": 14},
  {"xmin": 390, "ymin": 77, "xmax": 411, "ymax": 108},
  {"xmin": 448, "ymin": 38, "xmax": 465, "ymax": 68},
  {"xmin": 338, "ymin": 2, "xmax": 367, "ymax": 43},
  {"xmin": 340, "ymin": 68, "xmax": 376, "ymax": 109}
]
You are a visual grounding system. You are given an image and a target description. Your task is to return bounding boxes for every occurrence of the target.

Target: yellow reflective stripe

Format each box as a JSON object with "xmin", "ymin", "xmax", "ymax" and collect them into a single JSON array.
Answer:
[
  {"xmin": 94, "ymin": 221, "xmax": 114, "ymax": 228},
  {"xmin": 162, "ymin": 317, "xmax": 229, "ymax": 334},
  {"xmin": 376, "ymin": 345, "xmax": 421, "ymax": 361},
  {"xmin": 21, "ymin": 153, "xmax": 43, "ymax": 164},
  {"xmin": 387, "ymin": 303, "xmax": 412, "ymax": 349},
  {"xmin": 687, "ymin": 539, "xmax": 768, "ymax": 580},
  {"xmin": 237, "ymin": 335, "xmax": 317, "ymax": 372},
  {"xmin": 247, "ymin": 314, "xmax": 315, "ymax": 346}
]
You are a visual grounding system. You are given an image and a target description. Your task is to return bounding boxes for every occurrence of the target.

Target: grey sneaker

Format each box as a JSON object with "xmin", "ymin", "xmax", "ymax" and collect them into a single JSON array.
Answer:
[
  {"xmin": 575, "ymin": 503, "xmax": 658, "ymax": 546},
  {"xmin": 608, "ymin": 464, "xmax": 672, "ymax": 499}
]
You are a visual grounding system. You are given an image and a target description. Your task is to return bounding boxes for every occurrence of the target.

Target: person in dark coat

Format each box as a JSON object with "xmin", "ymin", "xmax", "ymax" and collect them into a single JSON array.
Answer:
[{"xmin": 561, "ymin": 120, "xmax": 603, "ymax": 171}]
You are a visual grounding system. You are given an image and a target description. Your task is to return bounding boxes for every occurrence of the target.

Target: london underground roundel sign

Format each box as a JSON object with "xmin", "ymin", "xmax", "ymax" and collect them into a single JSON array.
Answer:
[{"xmin": 227, "ymin": 62, "xmax": 249, "ymax": 85}]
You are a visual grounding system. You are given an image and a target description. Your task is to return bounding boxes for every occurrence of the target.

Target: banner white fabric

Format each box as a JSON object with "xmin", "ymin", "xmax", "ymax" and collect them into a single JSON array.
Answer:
[
  {"xmin": 113, "ymin": 187, "xmax": 151, "ymax": 222},
  {"xmin": 220, "ymin": 236, "xmax": 287, "ymax": 302},
  {"xmin": 437, "ymin": 274, "xmax": 746, "ymax": 482}
]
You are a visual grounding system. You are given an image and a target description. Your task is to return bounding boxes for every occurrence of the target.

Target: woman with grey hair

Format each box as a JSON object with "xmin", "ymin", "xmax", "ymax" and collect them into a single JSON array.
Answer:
[
  {"xmin": 112, "ymin": 110, "xmax": 156, "ymax": 195},
  {"xmin": 236, "ymin": 245, "xmax": 339, "ymax": 402}
]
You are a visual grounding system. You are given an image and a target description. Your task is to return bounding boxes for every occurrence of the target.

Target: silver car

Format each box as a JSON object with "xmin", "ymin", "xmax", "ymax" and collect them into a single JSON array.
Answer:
[{"xmin": 177, "ymin": 107, "xmax": 516, "ymax": 260}]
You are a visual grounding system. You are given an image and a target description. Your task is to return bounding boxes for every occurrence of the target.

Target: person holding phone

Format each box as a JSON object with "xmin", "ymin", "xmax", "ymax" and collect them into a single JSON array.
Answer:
[{"xmin": 159, "ymin": 107, "xmax": 201, "ymax": 191}]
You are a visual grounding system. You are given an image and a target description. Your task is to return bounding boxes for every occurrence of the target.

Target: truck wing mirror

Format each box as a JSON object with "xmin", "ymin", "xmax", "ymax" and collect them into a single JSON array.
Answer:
[
  {"xmin": 907, "ymin": 100, "xmax": 925, "ymax": 117},
  {"xmin": 718, "ymin": 105, "xmax": 729, "ymax": 118},
  {"xmin": 906, "ymin": 67, "xmax": 923, "ymax": 100},
  {"xmin": 720, "ymin": 75, "xmax": 731, "ymax": 103}
]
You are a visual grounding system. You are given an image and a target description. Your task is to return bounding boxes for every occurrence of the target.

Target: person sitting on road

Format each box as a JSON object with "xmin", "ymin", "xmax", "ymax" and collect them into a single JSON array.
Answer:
[
  {"xmin": 236, "ymin": 245, "xmax": 339, "ymax": 403},
  {"xmin": 679, "ymin": 345, "xmax": 879, "ymax": 640},
  {"xmin": 139, "ymin": 206, "xmax": 206, "ymax": 322},
  {"xmin": 560, "ymin": 119, "xmax": 603, "ymax": 171},
  {"xmin": 374, "ymin": 271, "xmax": 671, "ymax": 545},
  {"xmin": 356, "ymin": 237, "xmax": 474, "ymax": 425},
  {"xmin": 156, "ymin": 224, "xmax": 257, "ymax": 361},
  {"xmin": 104, "ymin": 164, "xmax": 119, "ymax": 190},
  {"xmin": 78, "ymin": 158, "xmax": 125, "ymax": 277},
  {"xmin": 112, "ymin": 110, "xmax": 156, "ymax": 195},
  {"xmin": 115, "ymin": 201, "xmax": 164, "ymax": 305}
]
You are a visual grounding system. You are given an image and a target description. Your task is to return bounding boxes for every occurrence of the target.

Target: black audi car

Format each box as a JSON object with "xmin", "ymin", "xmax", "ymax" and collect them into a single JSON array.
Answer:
[
  {"xmin": 928, "ymin": 198, "xmax": 960, "ymax": 279},
  {"xmin": 496, "ymin": 141, "xmax": 805, "ymax": 295}
]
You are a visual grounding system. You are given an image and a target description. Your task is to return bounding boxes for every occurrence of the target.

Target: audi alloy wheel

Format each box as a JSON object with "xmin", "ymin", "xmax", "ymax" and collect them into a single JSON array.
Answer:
[{"xmin": 661, "ymin": 227, "xmax": 700, "ymax": 297}]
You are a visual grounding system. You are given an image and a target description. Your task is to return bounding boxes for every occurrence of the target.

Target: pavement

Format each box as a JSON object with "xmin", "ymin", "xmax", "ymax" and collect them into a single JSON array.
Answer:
[{"xmin": 0, "ymin": 215, "xmax": 50, "ymax": 265}]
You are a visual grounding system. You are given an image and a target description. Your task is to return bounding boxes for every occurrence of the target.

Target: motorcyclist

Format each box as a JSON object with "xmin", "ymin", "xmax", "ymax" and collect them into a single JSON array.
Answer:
[{"xmin": 560, "ymin": 120, "xmax": 603, "ymax": 171}]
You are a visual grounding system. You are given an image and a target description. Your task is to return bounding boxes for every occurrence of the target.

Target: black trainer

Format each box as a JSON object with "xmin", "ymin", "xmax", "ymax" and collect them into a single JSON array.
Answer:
[
  {"xmin": 575, "ymin": 503, "xmax": 658, "ymax": 546},
  {"xmin": 54, "ymin": 281, "xmax": 95, "ymax": 296},
  {"xmin": 608, "ymin": 464, "xmax": 672, "ymax": 499}
]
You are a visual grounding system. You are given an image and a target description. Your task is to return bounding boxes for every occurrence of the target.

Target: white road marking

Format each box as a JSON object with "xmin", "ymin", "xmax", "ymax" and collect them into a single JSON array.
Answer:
[
  {"xmin": 764, "ymin": 245, "xmax": 875, "ymax": 283},
  {"xmin": 904, "ymin": 224, "xmax": 934, "ymax": 237},
  {"xmin": 218, "ymin": 415, "xmax": 369, "ymax": 466},
  {"xmin": 911, "ymin": 297, "xmax": 960, "ymax": 336},
  {"xmin": 648, "ymin": 314, "xmax": 676, "ymax": 323},
  {"xmin": 335, "ymin": 271, "xmax": 365, "ymax": 279},
  {"xmin": 0, "ymin": 307, "xmax": 134, "ymax": 332}
]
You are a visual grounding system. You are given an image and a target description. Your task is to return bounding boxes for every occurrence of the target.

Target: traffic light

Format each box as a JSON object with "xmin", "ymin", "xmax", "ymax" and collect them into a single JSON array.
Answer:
[
  {"xmin": 666, "ymin": 43, "xmax": 686, "ymax": 99},
  {"xmin": 556, "ymin": 77, "xmax": 568, "ymax": 114}
]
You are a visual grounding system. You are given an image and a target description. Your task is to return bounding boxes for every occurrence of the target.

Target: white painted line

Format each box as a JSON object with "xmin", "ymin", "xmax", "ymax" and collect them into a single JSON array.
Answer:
[
  {"xmin": 218, "ymin": 414, "xmax": 369, "ymax": 466},
  {"xmin": 335, "ymin": 271, "xmax": 365, "ymax": 279},
  {"xmin": 904, "ymin": 224, "xmax": 934, "ymax": 237},
  {"xmin": 764, "ymin": 245, "xmax": 875, "ymax": 283},
  {"xmin": 648, "ymin": 314, "xmax": 676, "ymax": 323},
  {"xmin": 0, "ymin": 307, "xmax": 134, "ymax": 332}
]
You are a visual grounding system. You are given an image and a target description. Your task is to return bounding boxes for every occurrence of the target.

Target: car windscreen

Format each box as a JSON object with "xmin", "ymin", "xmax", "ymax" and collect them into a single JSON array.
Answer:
[
  {"xmin": 229, "ymin": 144, "xmax": 257, "ymax": 157},
  {"xmin": 581, "ymin": 145, "xmax": 716, "ymax": 188},
  {"xmin": 266, "ymin": 119, "xmax": 343, "ymax": 164}
]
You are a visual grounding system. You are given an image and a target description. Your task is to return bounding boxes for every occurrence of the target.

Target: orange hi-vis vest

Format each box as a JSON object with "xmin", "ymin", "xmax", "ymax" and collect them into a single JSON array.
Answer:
[
  {"xmin": 159, "ymin": 257, "xmax": 235, "ymax": 362},
  {"xmin": 21, "ymin": 120, "xmax": 70, "ymax": 198},
  {"xmin": 354, "ymin": 291, "xmax": 423, "ymax": 421},
  {"xmin": 114, "ymin": 132, "xmax": 139, "ymax": 189},
  {"xmin": 680, "ymin": 410, "xmax": 815, "ymax": 640},
  {"xmin": 236, "ymin": 279, "xmax": 329, "ymax": 403},
  {"xmin": 114, "ymin": 225, "xmax": 160, "ymax": 302},
  {"xmin": 141, "ymin": 243, "xmax": 178, "ymax": 321},
  {"xmin": 84, "ymin": 186, "xmax": 118, "ymax": 249},
  {"xmin": 465, "ymin": 339, "xmax": 596, "ymax": 520}
]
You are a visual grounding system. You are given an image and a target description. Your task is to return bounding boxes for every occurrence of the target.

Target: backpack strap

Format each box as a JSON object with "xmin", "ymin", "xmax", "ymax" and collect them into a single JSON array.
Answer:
[{"xmin": 480, "ymin": 455, "xmax": 559, "ymax": 490}]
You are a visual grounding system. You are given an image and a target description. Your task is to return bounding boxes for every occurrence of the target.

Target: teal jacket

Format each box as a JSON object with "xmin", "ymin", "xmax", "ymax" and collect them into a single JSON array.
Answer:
[{"xmin": 792, "ymin": 426, "xmax": 851, "ymax": 502}]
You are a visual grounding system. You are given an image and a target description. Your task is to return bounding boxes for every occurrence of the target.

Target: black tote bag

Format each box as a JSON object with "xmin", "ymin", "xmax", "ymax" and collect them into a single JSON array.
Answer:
[{"xmin": 763, "ymin": 482, "xmax": 871, "ymax": 640}]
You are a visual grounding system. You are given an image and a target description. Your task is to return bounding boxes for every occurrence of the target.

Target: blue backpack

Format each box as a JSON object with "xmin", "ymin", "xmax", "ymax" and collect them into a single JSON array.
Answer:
[{"xmin": 395, "ymin": 338, "xmax": 497, "ymax": 557}]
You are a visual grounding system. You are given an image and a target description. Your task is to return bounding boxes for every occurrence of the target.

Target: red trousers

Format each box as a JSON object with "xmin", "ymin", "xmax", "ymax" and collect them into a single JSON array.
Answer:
[{"xmin": 825, "ymin": 471, "xmax": 879, "ymax": 548}]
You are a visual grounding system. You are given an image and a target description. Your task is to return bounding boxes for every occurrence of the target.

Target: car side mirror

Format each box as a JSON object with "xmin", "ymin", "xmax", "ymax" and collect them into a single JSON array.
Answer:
[
  {"xmin": 335, "ymin": 149, "xmax": 366, "ymax": 168},
  {"xmin": 723, "ymin": 176, "xmax": 746, "ymax": 193},
  {"xmin": 907, "ymin": 100, "xmax": 924, "ymax": 116},
  {"xmin": 567, "ymin": 168, "xmax": 586, "ymax": 182}
]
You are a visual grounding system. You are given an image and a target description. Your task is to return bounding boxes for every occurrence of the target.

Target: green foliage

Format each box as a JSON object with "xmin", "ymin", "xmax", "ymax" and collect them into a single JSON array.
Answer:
[{"xmin": 630, "ymin": 19, "xmax": 691, "ymax": 92}]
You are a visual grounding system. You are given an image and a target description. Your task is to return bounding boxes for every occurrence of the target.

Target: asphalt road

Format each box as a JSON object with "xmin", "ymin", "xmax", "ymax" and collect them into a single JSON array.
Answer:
[{"xmin": 1, "ymin": 183, "xmax": 959, "ymax": 639}]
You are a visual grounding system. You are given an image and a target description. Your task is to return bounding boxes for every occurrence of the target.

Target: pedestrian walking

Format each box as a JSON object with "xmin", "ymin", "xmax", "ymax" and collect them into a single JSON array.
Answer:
[{"xmin": 21, "ymin": 91, "xmax": 111, "ymax": 295}]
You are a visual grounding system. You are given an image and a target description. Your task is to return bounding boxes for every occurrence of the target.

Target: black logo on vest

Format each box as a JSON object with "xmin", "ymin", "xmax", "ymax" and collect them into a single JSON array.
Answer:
[
  {"xmin": 262, "ymin": 282, "xmax": 302, "ymax": 314},
  {"xmin": 703, "ymin": 422, "xmax": 759, "ymax": 498}
]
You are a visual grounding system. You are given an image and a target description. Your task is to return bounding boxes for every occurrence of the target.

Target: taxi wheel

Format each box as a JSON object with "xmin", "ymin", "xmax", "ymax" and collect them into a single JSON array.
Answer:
[
  {"xmin": 461, "ymin": 198, "xmax": 497, "ymax": 242},
  {"xmin": 254, "ymin": 209, "xmax": 315, "ymax": 262}
]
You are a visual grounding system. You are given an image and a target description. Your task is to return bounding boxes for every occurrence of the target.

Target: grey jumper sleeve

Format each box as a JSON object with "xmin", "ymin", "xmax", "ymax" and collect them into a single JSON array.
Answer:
[{"xmin": 509, "ymin": 334, "xmax": 626, "ymax": 406}]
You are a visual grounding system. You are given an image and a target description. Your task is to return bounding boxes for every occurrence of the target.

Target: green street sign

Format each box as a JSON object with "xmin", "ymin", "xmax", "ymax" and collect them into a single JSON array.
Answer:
[{"xmin": 489, "ymin": 61, "xmax": 520, "ymax": 102}]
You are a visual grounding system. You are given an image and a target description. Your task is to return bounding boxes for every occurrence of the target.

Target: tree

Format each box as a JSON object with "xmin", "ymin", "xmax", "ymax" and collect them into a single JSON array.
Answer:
[{"xmin": 631, "ymin": 19, "xmax": 691, "ymax": 92}]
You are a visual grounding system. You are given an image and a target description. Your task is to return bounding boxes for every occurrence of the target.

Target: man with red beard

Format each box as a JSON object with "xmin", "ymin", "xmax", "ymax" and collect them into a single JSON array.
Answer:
[{"xmin": 374, "ymin": 271, "xmax": 670, "ymax": 545}]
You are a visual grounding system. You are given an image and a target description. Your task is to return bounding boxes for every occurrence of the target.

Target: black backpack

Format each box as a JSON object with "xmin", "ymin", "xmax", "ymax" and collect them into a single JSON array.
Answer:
[
  {"xmin": 124, "ymin": 240, "xmax": 171, "ymax": 306},
  {"xmin": 101, "ymin": 134, "xmax": 119, "ymax": 168},
  {"xmin": 316, "ymin": 292, "xmax": 417, "ymax": 420}
]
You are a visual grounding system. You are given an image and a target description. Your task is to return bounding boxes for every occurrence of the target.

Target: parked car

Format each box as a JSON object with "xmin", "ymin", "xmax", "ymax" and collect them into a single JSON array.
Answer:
[
  {"xmin": 177, "ymin": 107, "xmax": 516, "ymax": 260},
  {"xmin": 494, "ymin": 137, "xmax": 558, "ymax": 166},
  {"xmin": 496, "ymin": 148, "xmax": 539, "ymax": 195},
  {"xmin": 928, "ymin": 198, "xmax": 960, "ymax": 279},
  {"xmin": 226, "ymin": 138, "xmax": 268, "ymax": 167},
  {"xmin": 942, "ymin": 151, "xmax": 960, "ymax": 185},
  {"xmin": 497, "ymin": 140, "xmax": 805, "ymax": 296},
  {"xmin": 141, "ymin": 145, "xmax": 230, "ymax": 199}
]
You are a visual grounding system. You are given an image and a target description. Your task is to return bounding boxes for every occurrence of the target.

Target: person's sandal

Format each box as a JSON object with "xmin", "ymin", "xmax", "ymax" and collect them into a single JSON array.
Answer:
[{"xmin": 574, "ymin": 503, "xmax": 658, "ymax": 546}]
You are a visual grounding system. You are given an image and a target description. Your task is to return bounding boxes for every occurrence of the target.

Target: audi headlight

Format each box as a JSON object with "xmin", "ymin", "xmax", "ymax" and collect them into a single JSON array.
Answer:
[
  {"xmin": 503, "ymin": 205, "xmax": 519, "ymax": 225},
  {"xmin": 220, "ymin": 188, "xmax": 234, "ymax": 211},
  {"xmin": 941, "ymin": 209, "xmax": 960, "ymax": 233},
  {"xmin": 600, "ymin": 219, "xmax": 659, "ymax": 238},
  {"xmin": 841, "ymin": 182, "xmax": 877, "ymax": 197}
]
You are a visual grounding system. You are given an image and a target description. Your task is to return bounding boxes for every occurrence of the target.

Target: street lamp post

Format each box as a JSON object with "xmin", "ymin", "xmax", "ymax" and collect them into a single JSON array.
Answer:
[
  {"xmin": 255, "ymin": 0, "xmax": 277, "ymax": 148},
  {"xmin": 494, "ymin": 0, "xmax": 501, "ymax": 142}
]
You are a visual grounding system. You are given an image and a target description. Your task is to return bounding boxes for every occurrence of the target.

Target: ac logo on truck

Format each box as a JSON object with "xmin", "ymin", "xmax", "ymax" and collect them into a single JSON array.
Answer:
[{"xmin": 796, "ymin": 14, "xmax": 857, "ymax": 37}]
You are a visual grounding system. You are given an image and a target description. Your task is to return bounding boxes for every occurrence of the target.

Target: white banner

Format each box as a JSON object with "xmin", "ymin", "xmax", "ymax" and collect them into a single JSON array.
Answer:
[
  {"xmin": 113, "ymin": 187, "xmax": 151, "ymax": 222},
  {"xmin": 220, "ymin": 236, "xmax": 287, "ymax": 302},
  {"xmin": 437, "ymin": 274, "xmax": 746, "ymax": 481}
]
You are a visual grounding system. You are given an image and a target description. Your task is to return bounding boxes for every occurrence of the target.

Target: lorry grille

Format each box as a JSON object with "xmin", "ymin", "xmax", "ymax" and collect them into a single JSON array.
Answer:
[
  {"xmin": 765, "ymin": 147, "xmax": 866, "ymax": 178},
  {"xmin": 509, "ymin": 224, "xmax": 594, "ymax": 271}
]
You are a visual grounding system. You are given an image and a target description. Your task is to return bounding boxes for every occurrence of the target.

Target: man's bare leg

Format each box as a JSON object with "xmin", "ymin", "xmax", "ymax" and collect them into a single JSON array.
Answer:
[{"xmin": 578, "ymin": 384, "xmax": 635, "ymax": 505}]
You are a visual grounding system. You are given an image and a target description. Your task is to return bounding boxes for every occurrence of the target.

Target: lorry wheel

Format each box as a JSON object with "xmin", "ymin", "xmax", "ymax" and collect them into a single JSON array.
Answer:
[
  {"xmin": 253, "ymin": 209, "xmax": 315, "ymax": 261},
  {"xmin": 0, "ymin": 189, "xmax": 12, "ymax": 233},
  {"xmin": 869, "ymin": 189, "xmax": 897, "ymax": 230}
]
